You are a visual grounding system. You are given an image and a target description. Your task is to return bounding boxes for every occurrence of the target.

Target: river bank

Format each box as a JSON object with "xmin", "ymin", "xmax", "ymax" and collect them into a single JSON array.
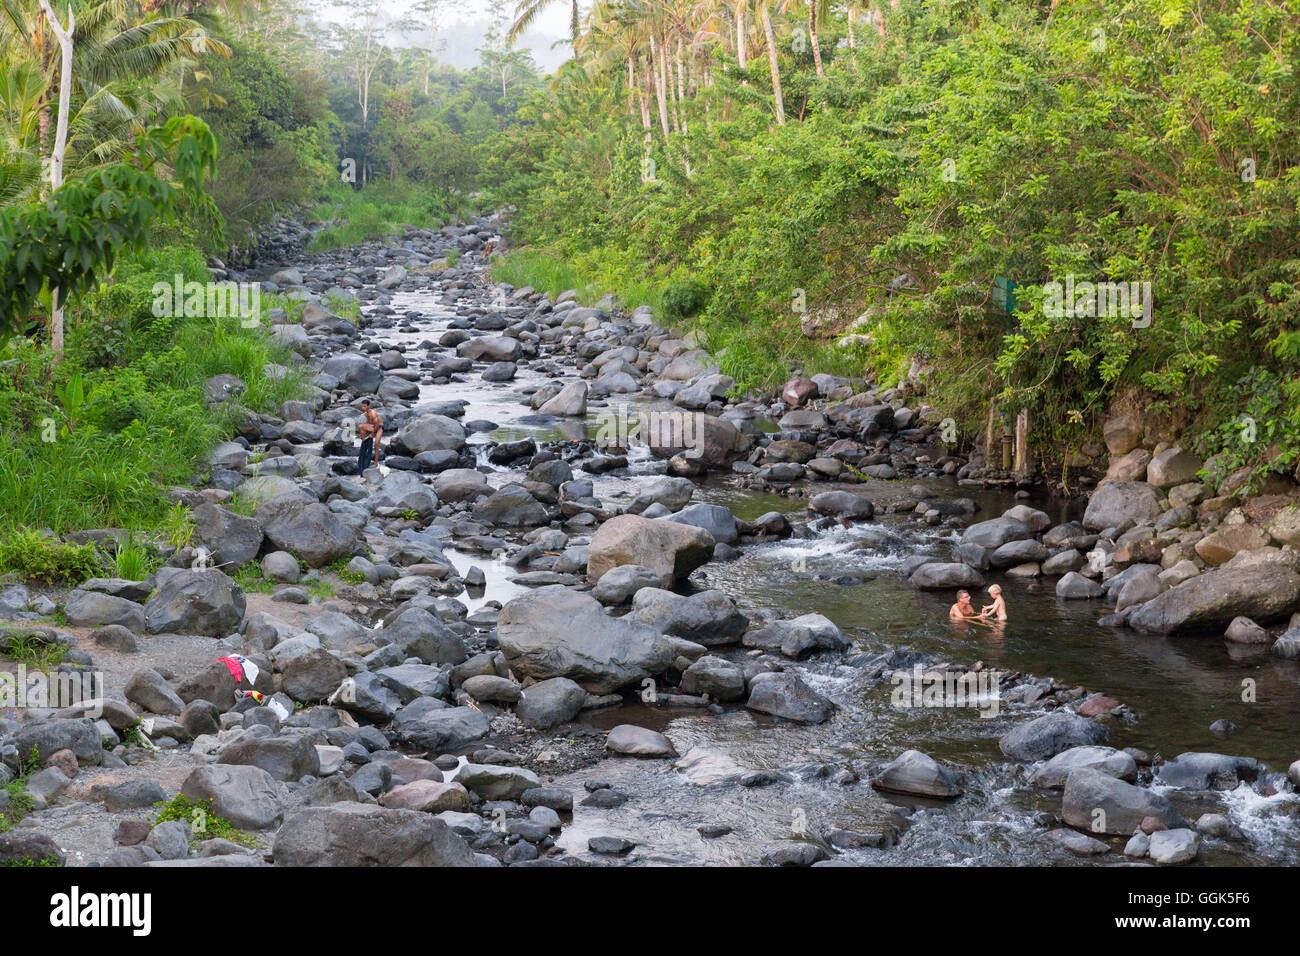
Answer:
[{"xmin": 1, "ymin": 216, "xmax": 1297, "ymax": 867}]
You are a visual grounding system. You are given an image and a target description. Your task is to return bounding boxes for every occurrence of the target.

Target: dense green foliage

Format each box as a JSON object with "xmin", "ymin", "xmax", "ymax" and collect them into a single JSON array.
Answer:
[
  {"xmin": 0, "ymin": 241, "xmax": 305, "ymax": 536},
  {"xmin": 200, "ymin": 37, "xmax": 337, "ymax": 247},
  {"xmin": 493, "ymin": 0, "xmax": 1300, "ymax": 482},
  {"xmin": 0, "ymin": 116, "xmax": 217, "ymax": 339}
]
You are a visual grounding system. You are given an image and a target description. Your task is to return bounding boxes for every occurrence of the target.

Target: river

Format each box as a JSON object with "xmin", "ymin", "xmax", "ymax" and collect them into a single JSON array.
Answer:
[{"xmin": 354, "ymin": 275, "xmax": 1299, "ymax": 866}]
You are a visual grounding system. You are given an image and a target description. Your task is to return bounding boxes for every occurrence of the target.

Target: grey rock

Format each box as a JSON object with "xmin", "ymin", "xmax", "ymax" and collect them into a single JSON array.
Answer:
[
  {"xmin": 497, "ymin": 586, "xmax": 675, "ymax": 694},
  {"xmin": 515, "ymin": 677, "xmax": 586, "ymax": 729},
  {"xmin": 180, "ymin": 764, "xmax": 284, "ymax": 829},
  {"xmin": 870, "ymin": 749, "xmax": 962, "ymax": 798},
  {"xmin": 745, "ymin": 671, "xmax": 835, "ymax": 724},
  {"xmin": 272, "ymin": 803, "xmax": 475, "ymax": 866},
  {"xmin": 999, "ymin": 711, "xmax": 1108, "ymax": 761},
  {"xmin": 1061, "ymin": 768, "xmax": 1185, "ymax": 835}
]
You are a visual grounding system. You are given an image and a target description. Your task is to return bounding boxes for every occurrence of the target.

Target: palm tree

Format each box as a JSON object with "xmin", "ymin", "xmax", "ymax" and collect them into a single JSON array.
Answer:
[
  {"xmin": 805, "ymin": 0, "xmax": 826, "ymax": 76},
  {"xmin": 1, "ymin": 0, "xmax": 227, "ymax": 351},
  {"xmin": 757, "ymin": 0, "xmax": 784, "ymax": 124},
  {"xmin": 509, "ymin": 0, "xmax": 583, "ymax": 47},
  {"xmin": 0, "ymin": 0, "xmax": 228, "ymax": 188}
]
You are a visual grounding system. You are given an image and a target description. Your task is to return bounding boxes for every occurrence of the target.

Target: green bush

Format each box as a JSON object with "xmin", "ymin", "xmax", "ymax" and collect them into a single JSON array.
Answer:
[
  {"xmin": 153, "ymin": 794, "xmax": 256, "ymax": 848},
  {"xmin": 661, "ymin": 277, "xmax": 710, "ymax": 324},
  {"xmin": 0, "ymin": 529, "xmax": 104, "ymax": 582}
]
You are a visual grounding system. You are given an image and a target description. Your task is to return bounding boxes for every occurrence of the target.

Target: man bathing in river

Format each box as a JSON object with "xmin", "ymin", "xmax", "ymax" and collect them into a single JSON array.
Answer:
[
  {"xmin": 949, "ymin": 590, "xmax": 978, "ymax": 621},
  {"xmin": 980, "ymin": 584, "xmax": 1008, "ymax": 622},
  {"xmin": 357, "ymin": 399, "xmax": 383, "ymax": 475}
]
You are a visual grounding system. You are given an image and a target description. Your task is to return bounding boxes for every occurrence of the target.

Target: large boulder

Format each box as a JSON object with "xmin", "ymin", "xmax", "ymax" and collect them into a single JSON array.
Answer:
[
  {"xmin": 432, "ymin": 469, "xmax": 489, "ymax": 503},
  {"xmin": 962, "ymin": 517, "xmax": 1032, "ymax": 550},
  {"xmin": 216, "ymin": 735, "xmax": 320, "ymax": 782},
  {"xmin": 1103, "ymin": 415, "xmax": 1142, "ymax": 455},
  {"xmin": 243, "ymin": 475, "xmax": 314, "ymax": 517},
  {"xmin": 125, "ymin": 667, "xmax": 185, "ymax": 714},
  {"xmin": 452, "ymin": 763, "xmax": 541, "ymax": 799},
  {"xmin": 0, "ymin": 830, "xmax": 65, "ymax": 866},
  {"xmin": 1194, "ymin": 525, "xmax": 1270, "ymax": 566},
  {"xmin": 537, "ymin": 381, "xmax": 588, "ymax": 417},
  {"xmin": 629, "ymin": 588, "xmax": 749, "ymax": 645},
  {"xmin": 591, "ymin": 565, "xmax": 661, "ymax": 605},
  {"xmin": 745, "ymin": 671, "xmax": 835, "ymax": 724},
  {"xmin": 1105, "ymin": 448, "xmax": 1151, "ymax": 483},
  {"xmin": 144, "ymin": 568, "xmax": 246, "ymax": 636},
  {"xmin": 605, "ymin": 725, "xmax": 677, "ymax": 758},
  {"xmin": 1061, "ymin": 768, "xmax": 1185, "ymax": 835},
  {"xmin": 1082, "ymin": 482, "xmax": 1163, "ymax": 531},
  {"xmin": 809, "ymin": 492, "xmax": 875, "ymax": 520},
  {"xmin": 497, "ymin": 586, "xmax": 675, "ymax": 694},
  {"xmin": 1029, "ymin": 746, "xmax": 1137, "ymax": 788},
  {"xmin": 909, "ymin": 563, "xmax": 984, "ymax": 590},
  {"xmin": 1267, "ymin": 506, "xmax": 1300, "ymax": 548},
  {"xmin": 192, "ymin": 504, "xmax": 263, "ymax": 567},
  {"xmin": 381, "ymin": 607, "xmax": 467, "ymax": 665},
  {"xmin": 180, "ymin": 764, "xmax": 284, "ymax": 830},
  {"xmin": 63, "ymin": 591, "xmax": 146, "ymax": 632},
  {"xmin": 395, "ymin": 415, "xmax": 466, "ymax": 454},
  {"xmin": 1056, "ymin": 571, "xmax": 1104, "ymax": 599},
  {"xmin": 680, "ymin": 655, "xmax": 747, "ymax": 701},
  {"xmin": 1155, "ymin": 752, "xmax": 1259, "ymax": 790},
  {"xmin": 380, "ymin": 780, "xmax": 469, "ymax": 813},
  {"xmin": 870, "ymin": 750, "xmax": 962, "ymax": 798},
  {"xmin": 321, "ymin": 354, "xmax": 382, "ymax": 394},
  {"xmin": 664, "ymin": 503, "xmax": 739, "ymax": 545},
  {"xmin": 1146, "ymin": 447, "xmax": 1203, "ymax": 489},
  {"xmin": 999, "ymin": 711, "xmax": 1108, "ymax": 761},
  {"xmin": 456, "ymin": 336, "xmax": 520, "ymax": 362},
  {"xmin": 471, "ymin": 483, "xmax": 549, "ymax": 526},
  {"xmin": 329, "ymin": 672, "xmax": 400, "ymax": 722},
  {"xmin": 369, "ymin": 470, "xmax": 439, "ymax": 518},
  {"xmin": 587, "ymin": 514, "xmax": 714, "ymax": 587},
  {"xmin": 12, "ymin": 718, "xmax": 102, "ymax": 766},
  {"xmin": 281, "ymin": 649, "xmax": 348, "ymax": 702},
  {"xmin": 271, "ymin": 804, "xmax": 475, "ymax": 866},
  {"xmin": 515, "ymin": 677, "xmax": 586, "ymax": 729},
  {"xmin": 392, "ymin": 704, "xmax": 491, "ymax": 752},
  {"xmin": 262, "ymin": 503, "xmax": 356, "ymax": 568},
  {"xmin": 1148, "ymin": 829, "xmax": 1200, "ymax": 865},
  {"xmin": 375, "ymin": 663, "xmax": 450, "ymax": 702},
  {"xmin": 743, "ymin": 614, "xmax": 849, "ymax": 659},
  {"xmin": 643, "ymin": 412, "xmax": 743, "ymax": 468},
  {"xmin": 1128, "ymin": 565, "xmax": 1300, "ymax": 635}
]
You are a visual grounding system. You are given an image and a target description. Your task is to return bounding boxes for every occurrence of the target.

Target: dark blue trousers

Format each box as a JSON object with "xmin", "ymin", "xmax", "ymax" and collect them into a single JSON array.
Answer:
[{"xmin": 358, "ymin": 436, "xmax": 374, "ymax": 475}]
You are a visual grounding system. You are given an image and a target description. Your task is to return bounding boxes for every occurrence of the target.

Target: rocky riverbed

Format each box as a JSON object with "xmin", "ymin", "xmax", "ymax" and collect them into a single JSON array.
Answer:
[{"xmin": 2, "ymin": 213, "xmax": 1298, "ymax": 867}]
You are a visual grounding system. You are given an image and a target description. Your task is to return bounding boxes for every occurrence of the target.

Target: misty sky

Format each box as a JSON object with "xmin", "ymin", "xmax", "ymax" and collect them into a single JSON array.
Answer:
[{"xmin": 317, "ymin": 0, "xmax": 585, "ymax": 73}]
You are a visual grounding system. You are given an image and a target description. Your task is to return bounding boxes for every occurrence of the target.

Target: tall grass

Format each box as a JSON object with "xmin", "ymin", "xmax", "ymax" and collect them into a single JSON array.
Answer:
[
  {"xmin": 308, "ymin": 182, "xmax": 475, "ymax": 251},
  {"xmin": 0, "ymin": 245, "xmax": 308, "ymax": 538},
  {"xmin": 491, "ymin": 247, "xmax": 665, "ymax": 317}
]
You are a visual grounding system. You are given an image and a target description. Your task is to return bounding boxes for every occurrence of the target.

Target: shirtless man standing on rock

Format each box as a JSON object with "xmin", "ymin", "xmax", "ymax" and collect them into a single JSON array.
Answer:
[{"xmin": 357, "ymin": 399, "xmax": 383, "ymax": 475}]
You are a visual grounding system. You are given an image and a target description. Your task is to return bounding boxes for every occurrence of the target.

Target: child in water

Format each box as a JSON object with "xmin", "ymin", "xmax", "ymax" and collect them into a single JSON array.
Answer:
[{"xmin": 980, "ymin": 584, "xmax": 1008, "ymax": 622}]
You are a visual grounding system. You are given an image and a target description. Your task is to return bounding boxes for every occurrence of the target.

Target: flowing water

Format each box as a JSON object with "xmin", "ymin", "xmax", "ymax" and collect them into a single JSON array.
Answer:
[{"xmin": 376, "ymin": 287, "xmax": 1300, "ymax": 866}]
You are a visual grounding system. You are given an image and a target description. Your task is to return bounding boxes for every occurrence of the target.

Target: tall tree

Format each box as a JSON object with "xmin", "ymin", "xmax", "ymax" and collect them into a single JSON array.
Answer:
[
  {"xmin": 758, "ymin": 0, "xmax": 783, "ymax": 124},
  {"xmin": 37, "ymin": 0, "xmax": 74, "ymax": 353}
]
